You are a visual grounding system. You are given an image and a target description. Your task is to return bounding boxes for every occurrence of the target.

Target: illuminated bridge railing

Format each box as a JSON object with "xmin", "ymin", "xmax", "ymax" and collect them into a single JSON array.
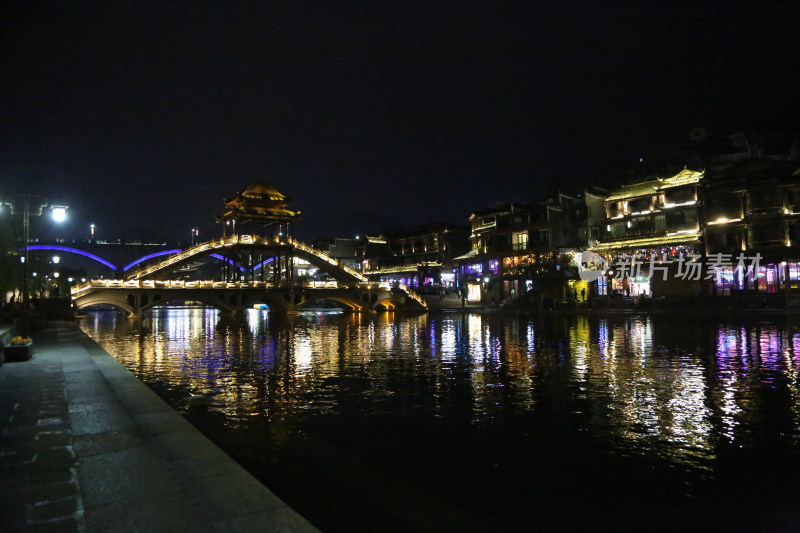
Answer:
[
  {"xmin": 122, "ymin": 235, "xmax": 367, "ymax": 283},
  {"xmin": 397, "ymin": 284, "xmax": 427, "ymax": 308},
  {"xmin": 290, "ymin": 239, "xmax": 367, "ymax": 282},
  {"xmin": 72, "ymin": 279, "xmax": 338, "ymax": 295},
  {"xmin": 124, "ymin": 236, "xmax": 237, "ymax": 280},
  {"xmin": 72, "ymin": 279, "xmax": 386, "ymax": 295}
]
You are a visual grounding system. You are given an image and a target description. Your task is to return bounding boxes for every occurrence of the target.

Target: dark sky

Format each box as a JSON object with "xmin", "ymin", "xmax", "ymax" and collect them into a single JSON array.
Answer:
[{"xmin": 2, "ymin": 1, "xmax": 798, "ymax": 243}]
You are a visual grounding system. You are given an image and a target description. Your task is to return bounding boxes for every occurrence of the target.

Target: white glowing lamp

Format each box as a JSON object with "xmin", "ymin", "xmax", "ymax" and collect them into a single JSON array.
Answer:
[{"xmin": 51, "ymin": 206, "xmax": 67, "ymax": 222}]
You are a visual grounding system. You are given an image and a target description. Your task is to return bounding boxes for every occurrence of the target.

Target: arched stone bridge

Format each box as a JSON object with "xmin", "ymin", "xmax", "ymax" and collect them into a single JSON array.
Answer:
[
  {"xmin": 71, "ymin": 280, "xmax": 427, "ymax": 316},
  {"xmin": 70, "ymin": 236, "xmax": 427, "ymax": 316}
]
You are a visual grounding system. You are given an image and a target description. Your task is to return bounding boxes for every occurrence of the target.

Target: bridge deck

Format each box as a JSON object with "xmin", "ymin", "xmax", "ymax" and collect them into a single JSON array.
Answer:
[{"xmin": 71, "ymin": 279, "xmax": 428, "ymax": 312}]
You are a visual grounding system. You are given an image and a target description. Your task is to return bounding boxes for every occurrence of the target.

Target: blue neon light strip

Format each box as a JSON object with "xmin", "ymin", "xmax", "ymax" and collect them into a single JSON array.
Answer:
[
  {"xmin": 123, "ymin": 249, "xmax": 182, "ymax": 271},
  {"xmin": 210, "ymin": 253, "xmax": 246, "ymax": 272},
  {"xmin": 251, "ymin": 257, "xmax": 276, "ymax": 271},
  {"xmin": 23, "ymin": 245, "xmax": 117, "ymax": 270}
]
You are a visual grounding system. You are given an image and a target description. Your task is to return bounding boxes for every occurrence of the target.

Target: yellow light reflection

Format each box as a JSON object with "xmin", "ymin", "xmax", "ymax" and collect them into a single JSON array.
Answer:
[{"xmin": 78, "ymin": 308, "xmax": 800, "ymax": 461}]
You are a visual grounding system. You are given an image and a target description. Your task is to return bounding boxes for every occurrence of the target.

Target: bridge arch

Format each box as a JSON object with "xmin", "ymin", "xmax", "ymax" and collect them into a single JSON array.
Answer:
[
  {"xmin": 23, "ymin": 245, "xmax": 117, "ymax": 270},
  {"xmin": 122, "ymin": 249, "xmax": 182, "ymax": 271},
  {"xmin": 74, "ymin": 298, "xmax": 135, "ymax": 316},
  {"xmin": 209, "ymin": 254, "xmax": 247, "ymax": 272},
  {"xmin": 296, "ymin": 296, "xmax": 364, "ymax": 312},
  {"xmin": 139, "ymin": 296, "xmax": 239, "ymax": 315}
]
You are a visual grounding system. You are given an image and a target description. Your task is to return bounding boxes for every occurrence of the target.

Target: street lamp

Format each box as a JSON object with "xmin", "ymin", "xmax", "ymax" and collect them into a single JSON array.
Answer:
[
  {"xmin": 3, "ymin": 194, "xmax": 68, "ymax": 309},
  {"xmin": 51, "ymin": 206, "xmax": 67, "ymax": 223}
]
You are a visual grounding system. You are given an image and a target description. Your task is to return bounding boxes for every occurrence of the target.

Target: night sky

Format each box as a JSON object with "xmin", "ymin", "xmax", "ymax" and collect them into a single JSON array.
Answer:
[{"xmin": 2, "ymin": 1, "xmax": 798, "ymax": 243}]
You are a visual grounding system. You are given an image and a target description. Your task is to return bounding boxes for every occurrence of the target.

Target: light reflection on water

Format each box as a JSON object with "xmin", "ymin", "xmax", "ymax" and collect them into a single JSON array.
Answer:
[
  {"xmin": 79, "ymin": 308, "xmax": 800, "ymax": 450},
  {"xmin": 80, "ymin": 308, "xmax": 800, "ymax": 531}
]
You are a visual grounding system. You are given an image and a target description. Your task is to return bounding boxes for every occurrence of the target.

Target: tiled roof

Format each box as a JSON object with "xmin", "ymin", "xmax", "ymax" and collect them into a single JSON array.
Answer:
[
  {"xmin": 590, "ymin": 231, "xmax": 702, "ymax": 252},
  {"xmin": 606, "ymin": 168, "xmax": 704, "ymax": 201}
]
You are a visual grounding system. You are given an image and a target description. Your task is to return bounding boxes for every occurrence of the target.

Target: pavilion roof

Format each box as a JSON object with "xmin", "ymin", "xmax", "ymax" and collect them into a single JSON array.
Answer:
[{"xmin": 219, "ymin": 180, "xmax": 301, "ymax": 225}]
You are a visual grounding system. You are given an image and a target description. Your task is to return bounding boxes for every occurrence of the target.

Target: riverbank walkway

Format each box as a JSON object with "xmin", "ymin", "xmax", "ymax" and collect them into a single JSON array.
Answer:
[{"xmin": 0, "ymin": 321, "xmax": 319, "ymax": 532}]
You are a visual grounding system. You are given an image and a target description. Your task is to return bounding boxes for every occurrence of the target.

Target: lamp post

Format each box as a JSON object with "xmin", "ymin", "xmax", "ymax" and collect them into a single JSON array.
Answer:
[{"xmin": 3, "ymin": 193, "xmax": 68, "ymax": 309}]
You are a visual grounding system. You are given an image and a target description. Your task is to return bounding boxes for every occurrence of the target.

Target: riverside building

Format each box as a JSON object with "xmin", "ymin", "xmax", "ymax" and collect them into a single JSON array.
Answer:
[
  {"xmin": 588, "ymin": 159, "xmax": 800, "ymax": 304},
  {"xmin": 362, "ymin": 224, "xmax": 470, "ymax": 291},
  {"xmin": 454, "ymin": 193, "xmax": 590, "ymax": 306}
]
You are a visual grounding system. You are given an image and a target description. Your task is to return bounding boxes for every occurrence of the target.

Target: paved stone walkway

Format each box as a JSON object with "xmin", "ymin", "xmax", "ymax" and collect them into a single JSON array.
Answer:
[{"xmin": 0, "ymin": 321, "xmax": 318, "ymax": 532}]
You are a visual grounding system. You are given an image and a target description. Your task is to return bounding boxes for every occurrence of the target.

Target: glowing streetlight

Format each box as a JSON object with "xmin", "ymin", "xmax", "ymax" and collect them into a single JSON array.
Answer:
[
  {"xmin": 2, "ymin": 194, "xmax": 69, "ymax": 310},
  {"xmin": 51, "ymin": 206, "xmax": 67, "ymax": 222}
]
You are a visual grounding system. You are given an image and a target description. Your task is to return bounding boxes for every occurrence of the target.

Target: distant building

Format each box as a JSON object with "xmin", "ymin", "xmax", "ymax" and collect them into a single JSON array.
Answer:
[
  {"xmin": 704, "ymin": 158, "xmax": 800, "ymax": 296},
  {"xmin": 313, "ymin": 237, "xmax": 362, "ymax": 272},
  {"xmin": 584, "ymin": 186, "xmax": 609, "ymax": 248},
  {"xmin": 454, "ymin": 195, "xmax": 591, "ymax": 306},
  {"xmin": 362, "ymin": 224, "xmax": 470, "ymax": 290}
]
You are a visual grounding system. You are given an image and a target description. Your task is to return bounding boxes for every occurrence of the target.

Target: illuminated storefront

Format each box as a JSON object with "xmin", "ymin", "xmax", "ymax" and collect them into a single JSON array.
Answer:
[
  {"xmin": 441, "ymin": 271, "xmax": 456, "ymax": 288},
  {"xmin": 465, "ymin": 263, "xmax": 483, "ymax": 275},
  {"xmin": 503, "ymin": 254, "xmax": 537, "ymax": 270},
  {"xmin": 566, "ymin": 279, "xmax": 591, "ymax": 301},
  {"xmin": 467, "ymin": 283, "xmax": 482, "ymax": 301},
  {"xmin": 711, "ymin": 262, "xmax": 800, "ymax": 294}
]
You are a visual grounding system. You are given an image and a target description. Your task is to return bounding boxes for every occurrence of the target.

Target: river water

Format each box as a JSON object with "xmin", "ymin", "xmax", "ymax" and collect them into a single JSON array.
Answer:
[{"xmin": 79, "ymin": 308, "xmax": 800, "ymax": 532}]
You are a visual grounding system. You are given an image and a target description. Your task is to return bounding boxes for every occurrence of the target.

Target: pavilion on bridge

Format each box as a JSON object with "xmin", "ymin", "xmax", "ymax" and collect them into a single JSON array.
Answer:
[
  {"xmin": 213, "ymin": 181, "xmax": 303, "ymax": 282},
  {"xmin": 218, "ymin": 180, "xmax": 301, "ymax": 239}
]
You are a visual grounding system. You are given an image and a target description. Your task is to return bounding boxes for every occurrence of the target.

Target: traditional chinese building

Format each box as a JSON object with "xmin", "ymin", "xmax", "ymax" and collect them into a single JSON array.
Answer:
[
  {"xmin": 456, "ymin": 202, "xmax": 548, "ymax": 303},
  {"xmin": 454, "ymin": 195, "xmax": 590, "ymax": 306},
  {"xmin": 361, "ymin": 224, "xmax": 470, "ymax": 290},
  {"xmin": 218, "ymin": 181, "xmax": 301, "ymax": 239},
  {"xmin": 215, "ymin": 181, "xmax": 302, "ymax": 282},
  {"xmin": 704, "ymin": 158, "xmax": 800, "ymax": 297},
  {"xmin": 590, "ymin": 168, "xmax": 705, "ymax": 297}
]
